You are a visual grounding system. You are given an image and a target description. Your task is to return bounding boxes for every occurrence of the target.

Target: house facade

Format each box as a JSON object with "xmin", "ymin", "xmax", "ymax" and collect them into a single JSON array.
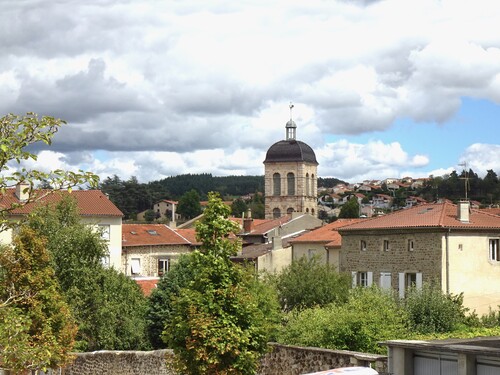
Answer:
[
  {"xmin": 339, "ymin": 201, "xmax": 500, "ymax": 315},
  {"xmin": 122, "ymin": 223, "xmax": 198, "ymax": 278},
  {"xmin": 289, "ymin": 219, "xmax": 366, "ymax": 270},
  {"xmin": 0, "ymin": 185, "xmax": 123, "ymax": 270}
]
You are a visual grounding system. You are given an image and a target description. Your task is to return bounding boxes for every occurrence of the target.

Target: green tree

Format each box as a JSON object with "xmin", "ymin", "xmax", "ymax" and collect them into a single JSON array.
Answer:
[
  {"xmin": 231, "ymin": 198, "xmax": 248, "ymax": 217},
  {"xmin": 144, "ymin": 208, "xmax": 156, "ymax": 222},
  {"xmin": 24, "ymin": 197, "xmax": 150, "ymax": 351},
  {"xmin": 0, "ymin": 227, "xmax": 77, "ymax": 371},
  {"xmin": 339, "ymin": 196, "xmax": 360, "ymax": 218},
  {"xmin": 146, "ymin": 254, "xmax": 196, "ymax": 349},
  {"xmin": 162, "ymin": 192, "xmax": 274, "ymax": 374},
  {"xmin": 177, "ymin": 189, "xmax": 202, "ymax": 219},
  {"xmin": 0, "ymin": 113, "xmax": 98, "ymax": 227},
  {"xmin": 266, "ymin": 256, "xmax": 351, "ymax": 312}
]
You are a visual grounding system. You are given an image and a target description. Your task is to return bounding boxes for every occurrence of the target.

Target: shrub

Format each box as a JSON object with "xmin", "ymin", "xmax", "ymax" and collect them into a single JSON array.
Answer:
[
  {"xmin": 403, "ymin": 283, "xmax": 468, "ymax": 334},
  {"xmin": 267, "ymin": 256, "xmax": 351, "ymax": 312},
  {"xmin": 278, "ymin": 287, "xmax": 407, "ymax": 354}
]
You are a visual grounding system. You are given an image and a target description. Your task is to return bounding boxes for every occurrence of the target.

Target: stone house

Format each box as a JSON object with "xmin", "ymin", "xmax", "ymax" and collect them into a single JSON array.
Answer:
[
  {"xmin": 122, "ymin": 223, "xmax": 199, "ymax": 281},
  {"xmin": 338, "ymin": 200, "xmax": 500, "ymax": 315},
  {"xmin": 0, "ymin": 184, "xmax": 123, "ymax": 270}
]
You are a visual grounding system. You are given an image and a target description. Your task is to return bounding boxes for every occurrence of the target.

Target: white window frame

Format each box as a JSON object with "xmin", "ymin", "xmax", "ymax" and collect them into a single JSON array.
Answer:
[
  {"xmin": 130, "ymin": 258, "xmax": 141, "ymax": 275},
  {"xmin": 352, "ymin": 271, "xmax": 373, "ymax": 287},
  {"xmin": 380, "ymin": 272, "xmax": 392, "ymax": 289},
  {"xmin": 158, "ymin": 258, "xmax": 170, "ymax": 276},
  {"xmin": 398, "ymin": 272, "xmax": 422, "ymax": 298}
]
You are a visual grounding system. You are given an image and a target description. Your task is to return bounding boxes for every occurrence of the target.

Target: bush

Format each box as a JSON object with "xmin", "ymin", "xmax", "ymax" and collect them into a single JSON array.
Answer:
[
  {"xmin": 278, "ymin": 287, "xmax": 407, "ymax": 354},
  {"xmin": 403, "ymin": 283, "xmax": 468, "ymax": 334},
  {"xmin": 267, "ymin": 256, "xmax": 351, "ymax": 312}
]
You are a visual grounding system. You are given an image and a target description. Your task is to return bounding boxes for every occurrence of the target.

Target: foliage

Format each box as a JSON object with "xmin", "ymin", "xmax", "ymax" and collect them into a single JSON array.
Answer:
[
  {"xmin": 146, "ymin": 254, "xmax": 196, "ymax": 349},
  {"xmin": 0, "ymin": 227, "xmax": 77, "ymax": 371},
  {"xmin": 404, "ymin": 283, "xmax": 469, "ymax": 334},
  {"xmin": 0, "ymin": 112, "xmax": 98, "ymax": 227},
  {"xmin": 144, "ymin": 208, "xmax": 156, "ymax": 222},
  {"xmin": 266, "ymin": 256, "xmax": 351, "ymax": 312},
  {"xmin": 277, "ymin": 287, "xmax": 408, "ymax": 354},
  {"xmin": 162, "ymin": 192, "xmax": 275, "ymax": 374},
  {"xmin": 177, "ymin": 189, "xmax": 202, "ymax": 219},
  {"xmin": 339, "ymin": 197, "xmax": 360, "ymax": 218},
  {"xmin": 231, "ymin": 198, "xmax": 248, "ymax": 217},
  {"xmin": 99, "ymin": 175, "xmax": 160, "ymax": 220},
  {"xmin": 24, "ymin": 197, "xmax": 150, "ymax": 351}
]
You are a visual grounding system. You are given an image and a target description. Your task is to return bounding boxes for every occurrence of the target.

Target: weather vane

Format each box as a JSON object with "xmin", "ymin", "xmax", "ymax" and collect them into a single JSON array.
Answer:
[
  {"xmin": 289, "ymin": 102, "xmax": 294, "ymax": 120},
  {"xmin": 459, "ymin": 161, "xmax": 470, "ymax": 200}
]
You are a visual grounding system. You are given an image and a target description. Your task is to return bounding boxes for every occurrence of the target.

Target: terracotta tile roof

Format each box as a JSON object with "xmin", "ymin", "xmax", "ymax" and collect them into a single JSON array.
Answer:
[
  {"xmin": 481, "ymin": 208, "xmax": 500, "ymax": 217},
  {"xmin": 232, "ymin": 215, "xmax": 292, "ymax": 235},
  {"xmin": 134, "ymin": 278, "xmax": 159, "ymax": 296},
  {"xmin": 0, "ymin": 188, "xmax": 123, "ymax": 217},
  {"xmin": 123, "ymin": 224, "xmax": 194, "ymax": 247},
  {"xmin": 290, "ymin": 219, "xmax": 367, "ymax": 248},
  {"xmin": 340, "ymin": 202, "xmax": 500, "ymax": 231},
  {"xmin": 175, "ymin": 228, "xmax": 200, "ymax": 245}
]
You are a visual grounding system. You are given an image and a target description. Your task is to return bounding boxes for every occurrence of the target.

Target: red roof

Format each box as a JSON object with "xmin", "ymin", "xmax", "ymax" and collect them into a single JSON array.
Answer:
[
  {"xmin": 232, "ymin": 215, "xmax": 292, "ymax": 235},
  {"xmin": 122, "ymin": 224, "xmax": 201, "ymax": 247},
  {"xmin": 135, "ymin": 278, "xmax": 159, "ymax": 296},
  {"xmin": 290, "ymin": 219, "xmax": 367, "ymax": 248},
  {"xmin": 0, "ymin": 189, "xmax": 123, "ymax": 217},
  {"xmin": 340, "ymin": 202, "xmax": 500, "ymax": 231}
]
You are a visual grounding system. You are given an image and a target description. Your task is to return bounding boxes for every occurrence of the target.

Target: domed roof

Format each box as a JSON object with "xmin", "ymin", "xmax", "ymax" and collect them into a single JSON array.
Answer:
[{"xmin": 264, "ymin": 139, "xmax": 318, "ymax": 164}]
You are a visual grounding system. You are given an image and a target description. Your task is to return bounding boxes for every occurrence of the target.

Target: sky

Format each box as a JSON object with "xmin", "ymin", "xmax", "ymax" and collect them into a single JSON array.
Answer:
[{"xmin": 2, "ymin": 0, "xmax": 500, "ymax": 184}]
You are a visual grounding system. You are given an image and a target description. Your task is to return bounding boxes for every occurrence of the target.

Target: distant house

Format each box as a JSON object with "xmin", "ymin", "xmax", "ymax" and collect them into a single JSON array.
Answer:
[
  {"xmin": 289, "ymin": 219, "xmax": 366, "ymax": 270},
  {"xmin": 371, "ymin": 194, "xmax": 393, "ymax": 208},
  {"xmin": 339, "ymin": 201, "xmax": 500, "ymax": 315},
  {"xmin": 122, "ymin": 223, "xmax": 199, "ymax": 281},
  {"xmin": 137, "ymin": 199, "xmax": 180, "ymax": 222},
  {"xmin": 235, "ymin": 212, "xmax": 322, "ymax": 245},
  {"xmin": 405, "ymin": 196, "xmax": 427, "ymax": 208},
  {"xmin": 0, "ymin": 184, "xmax": 123, "ymax": 270}
]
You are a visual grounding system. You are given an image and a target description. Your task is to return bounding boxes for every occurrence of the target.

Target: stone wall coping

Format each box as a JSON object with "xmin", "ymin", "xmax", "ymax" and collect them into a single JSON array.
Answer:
[{"xmin": 267, "ymin": 343, "xmax": 387, "ymax": 361}]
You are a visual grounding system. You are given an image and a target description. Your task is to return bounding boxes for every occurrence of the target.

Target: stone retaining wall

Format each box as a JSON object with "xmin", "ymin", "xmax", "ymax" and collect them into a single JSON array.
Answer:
[{"xmin": 2, "ymin": 344, "xmax": 388, "ymax": 374}]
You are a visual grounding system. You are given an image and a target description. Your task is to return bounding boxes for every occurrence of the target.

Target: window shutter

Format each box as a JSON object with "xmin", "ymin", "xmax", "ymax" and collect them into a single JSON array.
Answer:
[
  {"xmin": 416, "ymin": 272, "xmax": 423, "ymax": 289},
  {"xmin": 351, "ymin": 271, "xmax": 357, "ymax": 288},
  {"xmin": 367, "ymin": 272, "xmax": 373, "ymax": 287},
  {"xmin": 398, "ymin": 272, "xmax": 405, "ymax": 298}
]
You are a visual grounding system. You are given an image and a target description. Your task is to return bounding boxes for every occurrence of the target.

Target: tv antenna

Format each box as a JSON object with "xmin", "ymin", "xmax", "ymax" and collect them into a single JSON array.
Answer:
[{"xmin": 458, "ymin": 161, "xmax": 470, "ymax": 200}]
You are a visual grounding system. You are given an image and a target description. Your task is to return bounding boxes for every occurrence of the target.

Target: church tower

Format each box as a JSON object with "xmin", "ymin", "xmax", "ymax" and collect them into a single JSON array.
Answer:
[{"xmin": 263, "ymin": 105, "xmax": 318, "ymax": 219}]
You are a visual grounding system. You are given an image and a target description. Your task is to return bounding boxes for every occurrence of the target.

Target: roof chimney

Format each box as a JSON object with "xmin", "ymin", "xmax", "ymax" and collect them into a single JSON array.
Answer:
[
  {"xmin": 243, "ymin": 208, "xmax": 253, "ymax": 233},
  {"xmin": 457, "ymin": 200, "xmax": 470, "ymax": 223},
  {"xmin": 15, "ymin": 182, "xmax": 30, "ymax": 202},
  {"xmin": 272, "ymin": 235, "xmax": 282, "ymax": 251}
]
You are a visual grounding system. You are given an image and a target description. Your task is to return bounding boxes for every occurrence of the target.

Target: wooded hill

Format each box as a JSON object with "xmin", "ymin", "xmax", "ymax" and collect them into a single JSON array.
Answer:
[{"xmin": 98, "ymin": 169, "xmax": 500, "ymax": 220}]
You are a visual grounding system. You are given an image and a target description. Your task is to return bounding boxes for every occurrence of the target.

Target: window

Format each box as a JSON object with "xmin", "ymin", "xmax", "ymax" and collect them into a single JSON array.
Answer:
[
  {"xmin": 383, "ymin": 240, "xmax": 390, "ymax": 251},
  {"xmin": 101, "ymin": 255, "xmax": 110, "ymax": 268},
  {"xmin": 398, "ymin": 272, "xmax": 422, "ymax": 298},
  {"xmin": 407, "ymin": 239, "xmax": 414, "ymax": 252},
  {"xmin": 98, "ymin": 224, "xmax": 110, "ymax": 241},
  {"xmin": 380, "ymin": 272, "xmax": 392, "ymax": 289},
  {"xmin": 490, "ymin": 239, "xmax": 500, "ymax": 261},
  {"xmin": 130, "ymin": 258, "xmax": 141, "ymax": 275},
  {"xmin": 273, "ymin": 208, "xmax": 281, "ymax": 219},
  {"xmin": 273, "ymin": 173, "xmax": 281, "ymax": 196},
  {"xmin": 360, "ymin": 240, "xmax": 367, "ymax": 251},
  {"xmin": 359, "ymin": 272, "xmax": 369, "ymax": 287},
  {"xmin": 306, "ymin": 173, "xmax": 310, "ymax": 196},
  {"xmin": 158, "ymin": 258, "xmax": 170, "ymax": 276},
  {"xmin": 287, "ymin": 172, "xmax": 295, "ymax": 195},
  {"xmin": 287, "ymin": 207, "xmax": 294, "ymax": 214},
  {"xmin": 351, "ymin": 271, "xmax": 373, "ymax": 288}
]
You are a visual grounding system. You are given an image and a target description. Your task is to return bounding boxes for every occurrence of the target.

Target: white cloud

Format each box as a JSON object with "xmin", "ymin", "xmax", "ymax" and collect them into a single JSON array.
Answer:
[{"xmin": 460, "ymin": 144, "xmax": 500, "ymax": 177}]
